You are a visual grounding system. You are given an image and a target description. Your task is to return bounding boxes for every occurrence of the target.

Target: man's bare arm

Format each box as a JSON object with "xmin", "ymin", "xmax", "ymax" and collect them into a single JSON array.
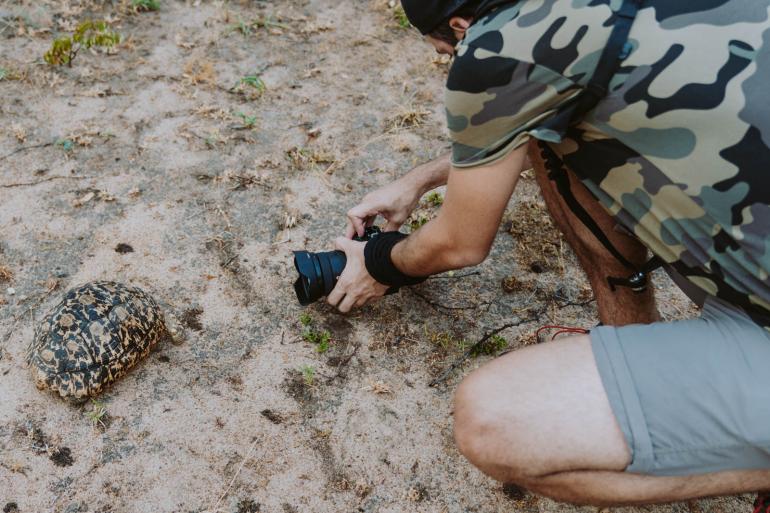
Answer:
[{"xmin": 392, "ymin": 145, "xmax": 528, "ymax": 276}]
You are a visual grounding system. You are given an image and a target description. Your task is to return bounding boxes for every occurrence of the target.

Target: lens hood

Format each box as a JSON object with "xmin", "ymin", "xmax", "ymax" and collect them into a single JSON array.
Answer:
[{"xmin": 293, "ymin": 251, "xmax": 322, "ymax": 305}]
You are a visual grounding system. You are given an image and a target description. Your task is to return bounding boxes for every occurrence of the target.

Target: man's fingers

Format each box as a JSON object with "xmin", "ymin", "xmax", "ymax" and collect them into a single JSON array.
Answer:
[
  {"xmin": 343, "ymin": 216, "xmax": 364, "ymax": 238},
  {"xmin": 347, "ymin": 206, "xmax": 376, "ymax": 238},
  {"xmin": 353, "ymin": 218, "xmax": 366, "ymax": 238},
  {"xmin": 345, "ymin": 219, "xmax": 356, "ymax": 239},
  {"xmin": 327, "ymin": 282, "xmax": 345, "ymax": 307},
  {"xmin": 337, "ymin": 294, "xmax": 356, "ymax": 313}
]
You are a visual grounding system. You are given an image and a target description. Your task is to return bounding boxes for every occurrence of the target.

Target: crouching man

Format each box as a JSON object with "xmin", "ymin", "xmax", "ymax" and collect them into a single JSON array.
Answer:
[{"xmin": 328, "ymin": 0, "xmax": 770, "ymax": 506}]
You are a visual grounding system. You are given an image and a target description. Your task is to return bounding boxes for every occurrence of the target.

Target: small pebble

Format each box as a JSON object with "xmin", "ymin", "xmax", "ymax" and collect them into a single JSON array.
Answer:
[{"xmin": 6, "ymin": 287, "xmax": 15, "ymax": 295}]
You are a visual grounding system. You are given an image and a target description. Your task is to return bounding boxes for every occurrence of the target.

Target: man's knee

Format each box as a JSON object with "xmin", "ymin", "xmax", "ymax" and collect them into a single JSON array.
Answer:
[{"xmin": 453, "ymin": 361, "xmax": 547, "ymax": 483}]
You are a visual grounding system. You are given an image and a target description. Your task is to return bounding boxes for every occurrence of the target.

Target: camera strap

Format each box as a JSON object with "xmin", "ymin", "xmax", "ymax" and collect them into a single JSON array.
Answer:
[{"xmin": 536, "ymin": 0, "xmax": 662, "ymax": 293}]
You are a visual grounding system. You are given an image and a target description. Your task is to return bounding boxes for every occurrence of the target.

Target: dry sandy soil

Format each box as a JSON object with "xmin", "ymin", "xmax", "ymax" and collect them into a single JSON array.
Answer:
[{"xmin": 0, "ymin": 1, "xmax": 754, "ymax": 512}]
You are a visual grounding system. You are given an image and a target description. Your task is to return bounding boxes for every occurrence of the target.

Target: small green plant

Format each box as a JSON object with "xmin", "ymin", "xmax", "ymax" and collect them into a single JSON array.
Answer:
[
  {"xmin": 393, "ymin": 6, "xmax": 411, "ymax": 29},
  {"xmin": 235, "ymin": 112, "xmax": 258, "ymax": 128},
  {"xmin": 132, "ymin": 0, "xmax": 160, "ymax": 12},
  {"xmin": 234, "ymin": 74, "xmax": 266, "ymax": 94},
  {"xmin": 231, "ymin": 15, "xmax": 289, "ymax": 35},
  {"xmin": 299, "ymin": 314, "xmax": 331, "ymax": 353},
  {"xmin": 85, "ymin": 399, "xmax": 108, "ymax": 429},
  {"xmin": 44, "ymin": 20, "xmax": 120, "ymax": 67},
  {"xmin": 300, "ymin": 365, "xmax": 316, "ymax": 386},
  {"xmin": 316, "ymin": 331, "xmax": 331, "ymax": 353},
  {"xmin": 302, "ymin": 328, "xmax": 331, "ymax": 353},
  {"xmin": 471, "ymin": 334, "xmax": 509, "ymax": 357},
  {"xmin": 230, "ymin": 16, "xmax": 253, "ymax": 36},
  {"xmin": 0, "ymin": 66, "xmax": 20, "ymax": 82},
  {"xmin": 301, "ymin": 328, "xmax": 317, "ymax": 343},
  {"xmin": 426, "ymin": 191, "xmax": 443, "ymax": 207},
  {"xmin": 426, "ymin": 328, "xmax": 471, "ymax": 352},
  {"xmin": 57, "ymin": 139, "xmax": 75, "ymax": 152}
]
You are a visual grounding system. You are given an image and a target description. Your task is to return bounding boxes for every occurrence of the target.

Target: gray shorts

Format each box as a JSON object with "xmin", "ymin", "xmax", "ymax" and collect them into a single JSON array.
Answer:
[{"xmin": 591, "ymin": 296, "xmax": 770, "ymax": 476}]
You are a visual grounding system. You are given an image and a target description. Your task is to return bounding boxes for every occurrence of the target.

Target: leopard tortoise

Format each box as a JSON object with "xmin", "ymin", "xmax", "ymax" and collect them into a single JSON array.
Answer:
[{"xmin": 26, "ymin": 281, "xmax": 181, "ymax": 401}]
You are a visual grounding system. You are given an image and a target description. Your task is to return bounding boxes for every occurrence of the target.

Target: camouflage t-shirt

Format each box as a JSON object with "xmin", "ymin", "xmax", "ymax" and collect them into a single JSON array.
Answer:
[{"xmin": 445, "ymin": 0, "xmax": 770, "ymax": 325}]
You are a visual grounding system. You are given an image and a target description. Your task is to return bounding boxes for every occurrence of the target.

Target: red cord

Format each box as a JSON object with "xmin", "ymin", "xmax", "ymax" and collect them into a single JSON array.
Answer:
[
  {"xmin": 551, "ymin": 328, "xmax": 589, "ymax": 339},
  {"xmin": 535, "ymin": 325, "xmax": 590, "ymax": 341}
]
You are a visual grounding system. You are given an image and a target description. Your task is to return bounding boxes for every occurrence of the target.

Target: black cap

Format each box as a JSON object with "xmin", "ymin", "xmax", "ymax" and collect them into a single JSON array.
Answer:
[{"xmin": 401, "ymin": 0, "xmax": 469, "ymax": 34}]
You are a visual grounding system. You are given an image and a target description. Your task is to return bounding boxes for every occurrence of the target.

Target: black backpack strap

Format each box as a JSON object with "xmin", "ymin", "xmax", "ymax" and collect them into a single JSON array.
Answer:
[
  {"xmin": 607, "ymin": 255, "xmax": 664, "ymax": 292},
  {"xmin": 574, "ymin": 0, "xmax": 644, "ymax": 117},
  {"xmin": 536, "ymin": 0, "xmax": 662, "ymax": 293},
  {"xmin": 538, "ymin": 142, "xmax": 636, "ymax": 270},
  {"xmin": 539, "ymin": 139, "xmax": 663, "ymax": 292}
]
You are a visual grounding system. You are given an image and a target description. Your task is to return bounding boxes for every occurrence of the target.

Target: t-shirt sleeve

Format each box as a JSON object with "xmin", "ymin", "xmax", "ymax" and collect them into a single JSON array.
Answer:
[{"xmin": 446, "ymin": 36, "xmax": 581, "ymax": 168}]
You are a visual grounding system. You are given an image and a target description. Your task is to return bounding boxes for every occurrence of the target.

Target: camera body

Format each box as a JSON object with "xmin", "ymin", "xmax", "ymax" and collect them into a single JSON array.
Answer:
[{"xmin": 292, "ymin": 226, "xmax": 382, "ymax": 305}]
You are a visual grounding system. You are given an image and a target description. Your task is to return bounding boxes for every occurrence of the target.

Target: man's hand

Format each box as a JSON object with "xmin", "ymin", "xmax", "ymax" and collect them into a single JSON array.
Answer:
[
  {"xmin": 327, "ymin": 237, "xmax": 389, "ymax": 313},
  {"xmin": 345, "ymin": 180, "xmax": 421, "ymax": 239},
  {"xmin": 345, "ymin": 152, "xmax": 452, "ymax": 239}
]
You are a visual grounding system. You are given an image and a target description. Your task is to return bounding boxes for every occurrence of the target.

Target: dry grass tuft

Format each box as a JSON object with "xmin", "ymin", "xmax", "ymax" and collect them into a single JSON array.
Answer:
[
  {"xmin": 506, "ymin": 200, "xmax": 565, "ymax": 273},
  {"xmin": 182, "ymin": 58, "xmax": 216, "ymax": 85},
  {"xmin": 0, "ymin": 266, "xmax": 13, "ymax": 282},
  {"xmin": 387, "ymin": 106, "xmax": 431, "ymax": 132}
]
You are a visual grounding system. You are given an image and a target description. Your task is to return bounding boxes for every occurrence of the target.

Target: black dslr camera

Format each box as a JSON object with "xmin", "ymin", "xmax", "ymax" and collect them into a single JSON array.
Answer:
[{"xmin": 292, "ymin": 226, "xmax": 382, "ymax": 305}]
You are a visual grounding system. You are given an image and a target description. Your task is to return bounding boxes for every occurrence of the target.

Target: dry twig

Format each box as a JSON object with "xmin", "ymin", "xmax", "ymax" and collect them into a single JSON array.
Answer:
[
  {"xmin": 409, "ymin": 289, "xmax": 479, "ymax": 311},
  {"xmin": 0, "ymin": 175, "xmax": 91, "ymax": 188},
  {"xmin": 205, "ymin": 435, "xmax": 262, "ymax": 513},
  {"xmin": 0, "ymin": 142, "xmax": 54, "ymax": 161}
]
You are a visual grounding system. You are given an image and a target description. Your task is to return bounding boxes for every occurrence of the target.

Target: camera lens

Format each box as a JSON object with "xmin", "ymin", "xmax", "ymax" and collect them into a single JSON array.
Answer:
[
  {"xmin": 293, "ymin": 250, "xmax": 348, "ymax": 305},
  {"xmin": 292, "ymin": 226, "xmax": 382, "ymax": 305}
]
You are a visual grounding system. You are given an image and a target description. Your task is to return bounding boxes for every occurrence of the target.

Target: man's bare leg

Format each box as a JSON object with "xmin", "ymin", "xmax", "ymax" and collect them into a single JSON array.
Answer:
[
  {"xmin": 448, "ymin": 143, "xmax": 770, "ymax": 505},
  {"xmin": 453, "ymin": 336, "xmax": 770, "ymax": 506},
  {"xmin": 528, "ymin": 141, "xmax": 659, "ymax": 325}
]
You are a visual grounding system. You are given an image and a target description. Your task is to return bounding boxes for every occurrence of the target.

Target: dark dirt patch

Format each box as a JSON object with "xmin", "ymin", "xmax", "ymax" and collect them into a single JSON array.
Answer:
[
  {"xmin": 281, "ymin": 503, "xmax": 298, "ymax": 513},
  {"xmin": 226, "ymin": 374, "xmax": 244, "ymax": 391},
  {"xmin": 260, "ymin": 409, "xmax": 284, "ymax": 424},
  {"xmin": 308, "ymin": 428, "xmax": 349, "ymax": 491},
  {"xmin": 50, "ymin": 447, "xmax": 74, "ymax": 467},
  {"xmin": 236, "ymin": 499, "xmax": 261, "ymax": 513},
  {"xmin": 502, "ymin": 483, "xmax": 527, "ymax": 501},
  {"xmin": 321, "ymin": 316, "xmax": 353, "ymax": 343},
  {"xmin": 3, "ymin": 503, "xmax": 19, "ymax": 513},
  {"xmin": 114, "ymin": 243, "xmax": 134, "ymax": 254},
  {"xmin": 501, "ymin": 482, "xmax": 540, "ymax": 511},
  {"xmin": 181, "ymin": 308, "xmax": 203, "ymax": 331},
  {"xmin": 282, "ymin": 369, "xmax": 314, "ymax": 406},
  {"xmin": 157, "ymin": 355, "xmax": 170, "ymax": 363}
]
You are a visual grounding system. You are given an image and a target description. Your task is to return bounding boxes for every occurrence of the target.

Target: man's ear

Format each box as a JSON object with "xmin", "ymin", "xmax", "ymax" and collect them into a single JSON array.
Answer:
[{"xmin": 448, "ymin": 16, "xmax": 472, "ymax": 36}]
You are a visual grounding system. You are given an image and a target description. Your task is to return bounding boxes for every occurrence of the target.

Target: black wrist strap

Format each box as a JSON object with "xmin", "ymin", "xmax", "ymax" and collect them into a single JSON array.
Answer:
[{"xmin": 364, "ymin": 232, "xmax": 427, "ymax": 288}]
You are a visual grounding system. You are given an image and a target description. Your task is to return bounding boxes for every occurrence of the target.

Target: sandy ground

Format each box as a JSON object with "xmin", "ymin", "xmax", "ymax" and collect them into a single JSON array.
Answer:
[{"xmin": 0, "ymin": 1, "xmax": 754, "ymax": 512}]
